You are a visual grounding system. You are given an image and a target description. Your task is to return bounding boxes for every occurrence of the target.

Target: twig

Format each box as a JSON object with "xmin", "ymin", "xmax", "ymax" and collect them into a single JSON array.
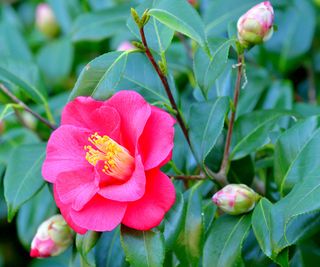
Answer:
[
  {"xmin": 0, "ymin": 83, "xmax": 57, "ymax": 130},
  {"xmin": 139, "ymin": 27, "xmax": 191, "ymax": 147},
  {"xmin": 217, "ymin": 54, "xmax": 244, "ymax": 182},
  {"xmin": 171, "ymin": 173, "xmax": 206, "ymax": 180}
]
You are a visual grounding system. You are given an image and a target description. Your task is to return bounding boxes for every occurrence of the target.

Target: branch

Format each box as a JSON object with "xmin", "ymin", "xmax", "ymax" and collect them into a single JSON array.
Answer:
[
  {"xmin": 171, "ymin": 173, "xmax": 206, "ymax": 180},
  {"xmin": 0, "ymin": 83, "xmax": 57, "ymax": 130},
  {"xmin": 139, "ymin": 27, "xmax": 191, "ymax": 148},
  {"xmin": 217, "ymin": 54, "xmax": 244, "ymax": 182}
]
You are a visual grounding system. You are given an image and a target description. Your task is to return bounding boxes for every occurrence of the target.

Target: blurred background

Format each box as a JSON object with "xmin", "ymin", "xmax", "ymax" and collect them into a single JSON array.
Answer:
[{"xmin": 1, "ymin": 0, "xmax": 320, "ymax": 266}]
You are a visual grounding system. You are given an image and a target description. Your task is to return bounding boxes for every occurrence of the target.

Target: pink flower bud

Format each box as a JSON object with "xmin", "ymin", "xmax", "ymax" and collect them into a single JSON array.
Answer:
[
  {"xmin": 35, "ymin": 3, "xmax": 59, "ymax": 38},
  {"xmin": 117, "ymin": 41, "xmax": 135, "ymax": 51},
  {"xmin": 212, "ymin": 184, "xmax": 260, "ymax": 215},
  {"xmin": 30, "ymin": 215, "xmax": 74, "ymax": 258},
  {"xmin": 237, "ymin": 1, "xmax": 274, "ymax": 48}
]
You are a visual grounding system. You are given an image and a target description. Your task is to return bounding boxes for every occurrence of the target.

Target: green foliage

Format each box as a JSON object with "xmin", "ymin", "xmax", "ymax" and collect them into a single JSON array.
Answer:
[{"xmin": 1, "ymin": 0, "xmax": 320, "ymax": 266}]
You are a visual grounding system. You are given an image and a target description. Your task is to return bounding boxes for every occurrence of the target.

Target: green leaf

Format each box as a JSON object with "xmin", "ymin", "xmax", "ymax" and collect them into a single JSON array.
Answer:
[
  {"xmin": 163, "ymin": 192, "xmax": 185, "ymax": 250},
  {"xmin": 0, "ymin": 22, "xmax": 33, "ymax": 61},
  {"xmin": 204, "ymin": 0, "xmax": 258, "ymax": 37},
  {"xmin": 72, "ymin": 5, "xmax": 130, "ymax": 42},
  {"xmin": 194, "ymin": 38, "xmax": 233, "ymax": 96},
  {"xmin": 149, "ymin": 0, "xmax": 207, "ymax": 47},
  {"xmin": 127, "ymin": 0, "xmax": 174, "ymax": 53},
  {"xmin": 120, "ymin": 226, "xmax": 165, "ymax": 267},
  {"xmin": 231, "ymin": 110, "xmax": 290, "ymax": 160},
  {"xmin": 17, "ymin": 185, "xmax": 57, "ymax": 248},
  {"xmin": 95, "ymin": 228, "xmax": 128, "ymax": 267},
  {"xmin": 0, "ymin": 59, "xmax": 47, "ymax": 105},
  {"xmin": 189, "ymin": 97, "xmax": 229, "ymax": 163},
  {"xmin": 76, "ymin": 231, "xmax": 100, "ymax": 266},
  {"xmin": 203, "ymin": 214, "xmax": 251, "ymax": 267},
  {"xmin": 175, "ymin": 182, "xmax": 204, "ymax": 266},
  {"xmin": 4, "ymin": 143, "xmax": 46, "ymax": 221},
  {"xmin": 252, "ymin": 171, "xmax": 320, "ymax": 261},
  {"xmin": 36, "ymin": 37, "xmax": 74, "ymax": 84},
  {"xmin": 274, "ymin": 116, "xmax": 320, "ymax": 196},
  {"xmin": 70, "ymin": 51, "xmax": 170, "ymax": 103}
]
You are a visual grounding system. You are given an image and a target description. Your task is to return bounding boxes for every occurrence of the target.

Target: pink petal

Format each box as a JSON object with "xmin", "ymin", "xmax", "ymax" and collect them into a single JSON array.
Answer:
[
  {"xmin": 55, "ymin": 169, "xmax": 99, "ymax": 211},
  {"xmin": 70, "ymin": 195, "xmax": 127, "ymax": 232},
  {"xmin": 122, "ymin": 169, "xmax": 176, "ymax": 230},
  {"xmin": 62, "ymin": 97, "xmax": 121, "ymax": 140},
  {"xmin": 98, "ymin": 155, "xmax": 146, "ymax": 202},
  {"xmin": 106, "ymin": 91, "xmax": 151, "ymax": 153},
  {"xmin": 42, "ymin": 126, "xmax": 91, "ymax": 183},
  {"xmin": 53, "ymin": 186, "xmax": 87, "ymax": 234},
  {"xmin": 139, "ymin": 106, "xmax": 175, "ymax": 170}
]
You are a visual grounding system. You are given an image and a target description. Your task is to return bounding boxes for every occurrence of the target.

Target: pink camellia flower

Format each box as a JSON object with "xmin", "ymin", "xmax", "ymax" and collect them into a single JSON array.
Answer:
[
  {"xmin": 30, "ymin": 215, "xmax": 73, "ymax": 258},
  {"xmin": 36, "ymin": 3, "xmax": 59, "ymax": 38},
  {"xmin": 117, "ymin": 41, "xmax": 135, "ymax": 51},
  {"xmin": 212, "ymin": 184, "xmax": 260, "ymax": 215},
  {"xmin": 42, "ymin": 91, "xmax": 176, "ymax": 233},
  {"xmin": 237, "ymin": 1, "xmax": 274, "ymax": 48}
]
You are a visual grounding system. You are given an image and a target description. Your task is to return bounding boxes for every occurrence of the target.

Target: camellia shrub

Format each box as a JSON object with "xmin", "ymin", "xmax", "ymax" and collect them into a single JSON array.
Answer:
[{"xmin": 0, "ymin": 0, "xmax": 320, "ymax": 266}]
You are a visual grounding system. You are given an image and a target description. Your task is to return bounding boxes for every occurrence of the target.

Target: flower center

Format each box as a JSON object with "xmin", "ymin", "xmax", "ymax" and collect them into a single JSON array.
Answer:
[{"xmin": 84, "ymin": 133, "xmax": 134, "ymax": 180}]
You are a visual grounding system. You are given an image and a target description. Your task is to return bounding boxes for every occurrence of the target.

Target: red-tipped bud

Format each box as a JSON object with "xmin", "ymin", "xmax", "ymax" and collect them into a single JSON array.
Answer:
[
  {"xmin": 30, "ymin": 215, "xmax": 74, "ymax": 258},
  {"xmin": 237, "ymin": 1, "xmax": 274, "ymax": 48},
  {"xmin": 188, "ymin": 0, "xmax": 197, "ymax": 7},
  {"xmin": 117, "ymin": 41, "xmax": 135, "ymax": 51},
  {"xmin": 212, "ymin": 184, "xmax": 260, "ymax": 215},
  {"xmin": 35, "ymin": 3, "xmax": 59, "ymax": 38}
]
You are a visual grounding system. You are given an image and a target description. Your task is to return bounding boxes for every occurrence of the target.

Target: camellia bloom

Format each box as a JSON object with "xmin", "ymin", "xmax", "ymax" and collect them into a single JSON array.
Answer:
[
  {"xmin": 212, "ymin": 184, "xmax": 260, "ymax": 215},
  {"xmin": 36, "ymin": 3, "xmax": 59, "ymax": 38},
  {"xmin": 237, "ymin": 1, "xmax": 274, "ymax": 48},
  {"xmin": 42, "ymin": 91, "xmax": 175, "ymax": 233},
  {"xmin": 30, "ymin": 215, "xmax": 73, "ymax": 258},
  {"xmin": 117, "ymin": 41, "xmax": 135, "ymax": 51}
]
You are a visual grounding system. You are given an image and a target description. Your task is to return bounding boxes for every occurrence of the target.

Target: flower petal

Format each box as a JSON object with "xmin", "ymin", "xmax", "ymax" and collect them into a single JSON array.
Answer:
[
  {"xmin": 122, "ymin": 169, "xmax": 176, "ymax": 230},
  {"xmin": 62, "ymin": 97, "xmax": 121, "ymax": 140},
  {"xmin": 53, "ymin": 186, "xmax": 87, "ymax": 234},
  {"xmin": 139, "ymin": 106, "xmax": 175, "ymax": 170},
  {"xmin": 98, "ymin": 155, "xmax": 146, "ymax": 202},
  {"xmin": 70, "ymin": 195, "xmax": 127, "ymax": 232},
  {"xmin": 106, "ymin": 90, "xmax": 151, "ymax": 153},
  {"xmin": 55, "ymin": 169, "xmax": 99, "ymax": 211},
  {"xmin": 42, "ymin": 125, "xmax": 91, "ymax": 183}
]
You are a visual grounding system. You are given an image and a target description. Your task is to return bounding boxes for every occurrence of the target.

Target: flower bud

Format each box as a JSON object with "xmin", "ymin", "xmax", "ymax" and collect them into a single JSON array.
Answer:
[
  {"xmin": 237, "ymin": 1, "xmax": 274, "ymax": 48},
  {"xmin": 188, "ymin": 0, "xmax": 197, "ymax": 7},
  {"xmin": 30, "ymin": 215, "xmax": 74, "ymax": 258},
  {"xmin": 117, "ymin": 41, "xmax": 135, "ymax": 51},
  {"xmin": 212, "ymin": 184, "xmax": 260, "ymax": 215},
  {"xmin": 35, "ymin": 3, "xmax": 59, "ymax": 38}
]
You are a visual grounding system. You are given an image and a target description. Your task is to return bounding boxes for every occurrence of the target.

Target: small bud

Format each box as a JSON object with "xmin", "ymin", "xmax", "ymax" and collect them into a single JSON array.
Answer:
[
  {"xmin": 237, "ymin": 1, "xmax": 274, "ymax": 48},
  {"xmin": 212, "ymin": 184, "xmax": 260, "ymax": 215},
  {"xmin": 0, "ymin": 120, "xmax": 4, "ymax": 134},
  {"xmin": 117, "ymin": 41, "xmax": 135, "ymax": 51},
  {"xmin": 131, "ymin": 8, "xmax": 141, "ymax": 28},
  {"xmin": 188, "ymin": 0, "xmax": 197, "ymax": 7},
  {"xmin": 30, "ymin": 215, "xmax": 74, "ymax": 258},
  {"xmin": 158, "ymin": 60, "xmax": 167, "ymax": 76},
  {"xmin": 35, "ymin": 3, "xmax": 59, "ymax": 38},
  {"xmin": 140, "ymin": 9, "xmax": 150, "ymax": 27},
  {"xmin": 132, "ymin": 41, "xmax": 146, "ymax": 51}
]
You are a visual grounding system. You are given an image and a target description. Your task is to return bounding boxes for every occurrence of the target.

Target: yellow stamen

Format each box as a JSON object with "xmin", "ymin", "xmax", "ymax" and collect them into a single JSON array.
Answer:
[{"xmin": 84, "ymin": 133, "xmax": 134, "ymax": 180}]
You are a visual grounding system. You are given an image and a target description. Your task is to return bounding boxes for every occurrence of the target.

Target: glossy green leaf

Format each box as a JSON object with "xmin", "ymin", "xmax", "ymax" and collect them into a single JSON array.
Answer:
[
  {"xmin": 37, "ymin": 37, "xmax": 74, "ymax": 84},
  {"xmin": 175, "ymin": 182, "xmax": 204, "ymax": 266},
  {"xmin": 231, "ymin": 110, "xmax": 290, "ymax": 160},
  {"xmin": 149, "ymin": 0, "xmax": 207, "ymax": 47},
  {"xmin": 72, "ymin": 5, "xmax": 130, "ymax": 42},
  {"xmin": 4, "ymin": 143, "xmax": 46, "ymax": 221},
  {"xmin": 163, "ymin": 192, "xmax": 185, "ymax": 250},
  {"xmin": 76, "ymin": 231, "xmax": 100, "ymax": 266},
  {"xmin": 17, "ymin": 185, "xmax": 56, "ymax": 248},
  {"xmin": 194, "ymin": 38, "xmax": 233, "ymax": 96},
  {"xmin": 120, "ymin": 226, "xmax": 165, "ymax": 267},
  {"xmin": 203, "ymin": 214, "xmax": 251, "ymax": 267},
  {"xmin": 95, "ymin": 227, "xmax": 128, "ymax": 267},
  {"xmin": 189, "ymin": 97, "xmax": 229, "ymax": 163}
]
